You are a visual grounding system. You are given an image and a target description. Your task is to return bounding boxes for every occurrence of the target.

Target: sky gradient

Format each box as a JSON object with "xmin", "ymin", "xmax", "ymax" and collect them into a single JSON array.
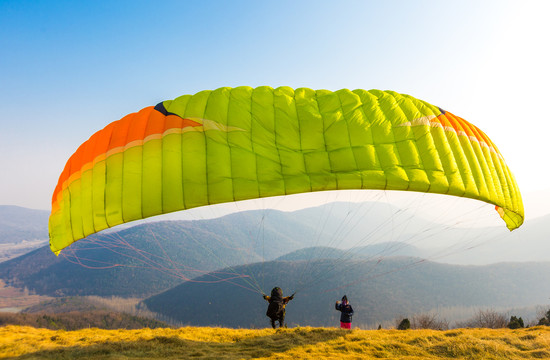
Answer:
[{"xmin": 1, "ymin": 0, "xmax": 548, "ymax": 220}]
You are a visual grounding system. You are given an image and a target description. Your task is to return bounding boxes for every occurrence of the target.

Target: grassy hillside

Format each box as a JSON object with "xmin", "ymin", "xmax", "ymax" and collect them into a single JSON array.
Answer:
[
  {"xmin": 1, "ymin": 325, "xmax": 549, "ymax": 359},
  {"xmin": 1, "ymin": 295, "xmax": 174, "ymax": 331},
  {"xmin": 0, "ymin": 311, "xmax": 169, "ymax": 330},
  {"xmin": 0, "ymin": 278, "xmax": 49, "ymax": 305},
  {"xmin": 144, "ymin": 258, "xmax": 550, "ymax": 328}
]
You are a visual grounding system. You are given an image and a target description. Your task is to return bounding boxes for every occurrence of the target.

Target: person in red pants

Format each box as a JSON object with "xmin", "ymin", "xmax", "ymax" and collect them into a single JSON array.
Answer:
[{"xmin": 335, "ymin": 295, "xmax": 354, "ymax": 329}]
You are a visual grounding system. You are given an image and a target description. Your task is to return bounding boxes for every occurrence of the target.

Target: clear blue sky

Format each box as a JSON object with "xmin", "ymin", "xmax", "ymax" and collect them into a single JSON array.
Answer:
[{"xmin": 1, "ymin": 0, "xmax": 549, "ymax": 219}]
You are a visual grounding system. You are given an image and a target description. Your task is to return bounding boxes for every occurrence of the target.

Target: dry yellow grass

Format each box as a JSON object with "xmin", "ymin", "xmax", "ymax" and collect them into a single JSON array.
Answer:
[{"xmin": 1, "ymin": 325, "xmax": 549, "ymax": 359}]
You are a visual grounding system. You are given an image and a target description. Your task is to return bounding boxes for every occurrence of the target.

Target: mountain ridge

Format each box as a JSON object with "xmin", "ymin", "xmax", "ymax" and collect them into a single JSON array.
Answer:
[
  {"xmin": 0, "ymin": 206, "xmax": 49, "ymax": 244},
  {"xmin": 142, "ymin": 256, "xmax": 550, "ymax": 328}
]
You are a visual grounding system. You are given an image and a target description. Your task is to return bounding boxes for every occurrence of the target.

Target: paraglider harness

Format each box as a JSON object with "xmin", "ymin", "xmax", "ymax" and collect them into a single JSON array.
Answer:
[{"xmin": 263, "ymin": 287, "xmax": 295, "ymax": 328}]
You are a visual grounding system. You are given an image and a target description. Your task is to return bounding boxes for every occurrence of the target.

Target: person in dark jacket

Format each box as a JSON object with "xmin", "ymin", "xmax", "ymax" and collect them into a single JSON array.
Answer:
[
  {"xmin": 263, "ymin": 287, "xmax": 294, "ymax": 328},
  {"xmin": 335, "ymin": 295, "xmax": 354, "ymax": 329}
]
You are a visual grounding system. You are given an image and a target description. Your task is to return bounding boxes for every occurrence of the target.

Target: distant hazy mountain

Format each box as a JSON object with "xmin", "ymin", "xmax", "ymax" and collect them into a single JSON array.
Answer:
[
  {"xmin": 1, "ymin": 202, "xmax": 548, "ymax": 300},
  {"xmin": 3, "ymin": 201, "xmax": 549, "ymax": 265},
  {"xmin": 0, "ymin": 201, "xmax": 435, "ymax": 297},
  {"xmin": 276, "ymin": 246, "xmax": 352, "ymax": 261},
  {"xmin": 0, "ymin": 210, "xmax": 337, "ymax": 297},
  {"xmin": 143, "ymin": 257, "xmax": 550, "ymax": 328},
  {"xmin": 0, "ymin": 206, "xmax": 49, "ymax": 243},
  {"xmin": 291, "ymin": 204, "xmax": 550, "ymax": 265},
  {"xmin": 276, "ymin": 242, "xmax": 426, "ymax": 262},
  {"xmin": 438, "ymin": 214, "xmax": 550, "ymax": 265}
]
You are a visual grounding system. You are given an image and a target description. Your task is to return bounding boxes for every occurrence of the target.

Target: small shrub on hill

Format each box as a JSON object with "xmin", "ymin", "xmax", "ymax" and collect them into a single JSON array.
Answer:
[
  {"xmin": 537, "ymin": 309, "xmax": 550, "ymax": 326},
  {"xmin": 0, "ymin": 311, "xmax": 170, "ymax": 330},
  {"xmin": 397, "ymin": 318, "xmax": 410, "ymax": 330},
  {"xmin": 508, "ymin": 316, "xmax": 524, "ymax": 329}
]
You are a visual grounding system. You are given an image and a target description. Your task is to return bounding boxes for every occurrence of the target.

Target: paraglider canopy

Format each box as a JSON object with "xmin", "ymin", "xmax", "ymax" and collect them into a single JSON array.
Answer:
[{"xmin": 49, "ymin": 86, "xmax": 523, "ymax": 255}]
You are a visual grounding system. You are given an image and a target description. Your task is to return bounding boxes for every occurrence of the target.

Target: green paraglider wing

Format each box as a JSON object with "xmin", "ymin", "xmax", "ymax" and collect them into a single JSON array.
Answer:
[{"xmin": 49, "ymin": 87, "xmax": 523, "ymax": 254}]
